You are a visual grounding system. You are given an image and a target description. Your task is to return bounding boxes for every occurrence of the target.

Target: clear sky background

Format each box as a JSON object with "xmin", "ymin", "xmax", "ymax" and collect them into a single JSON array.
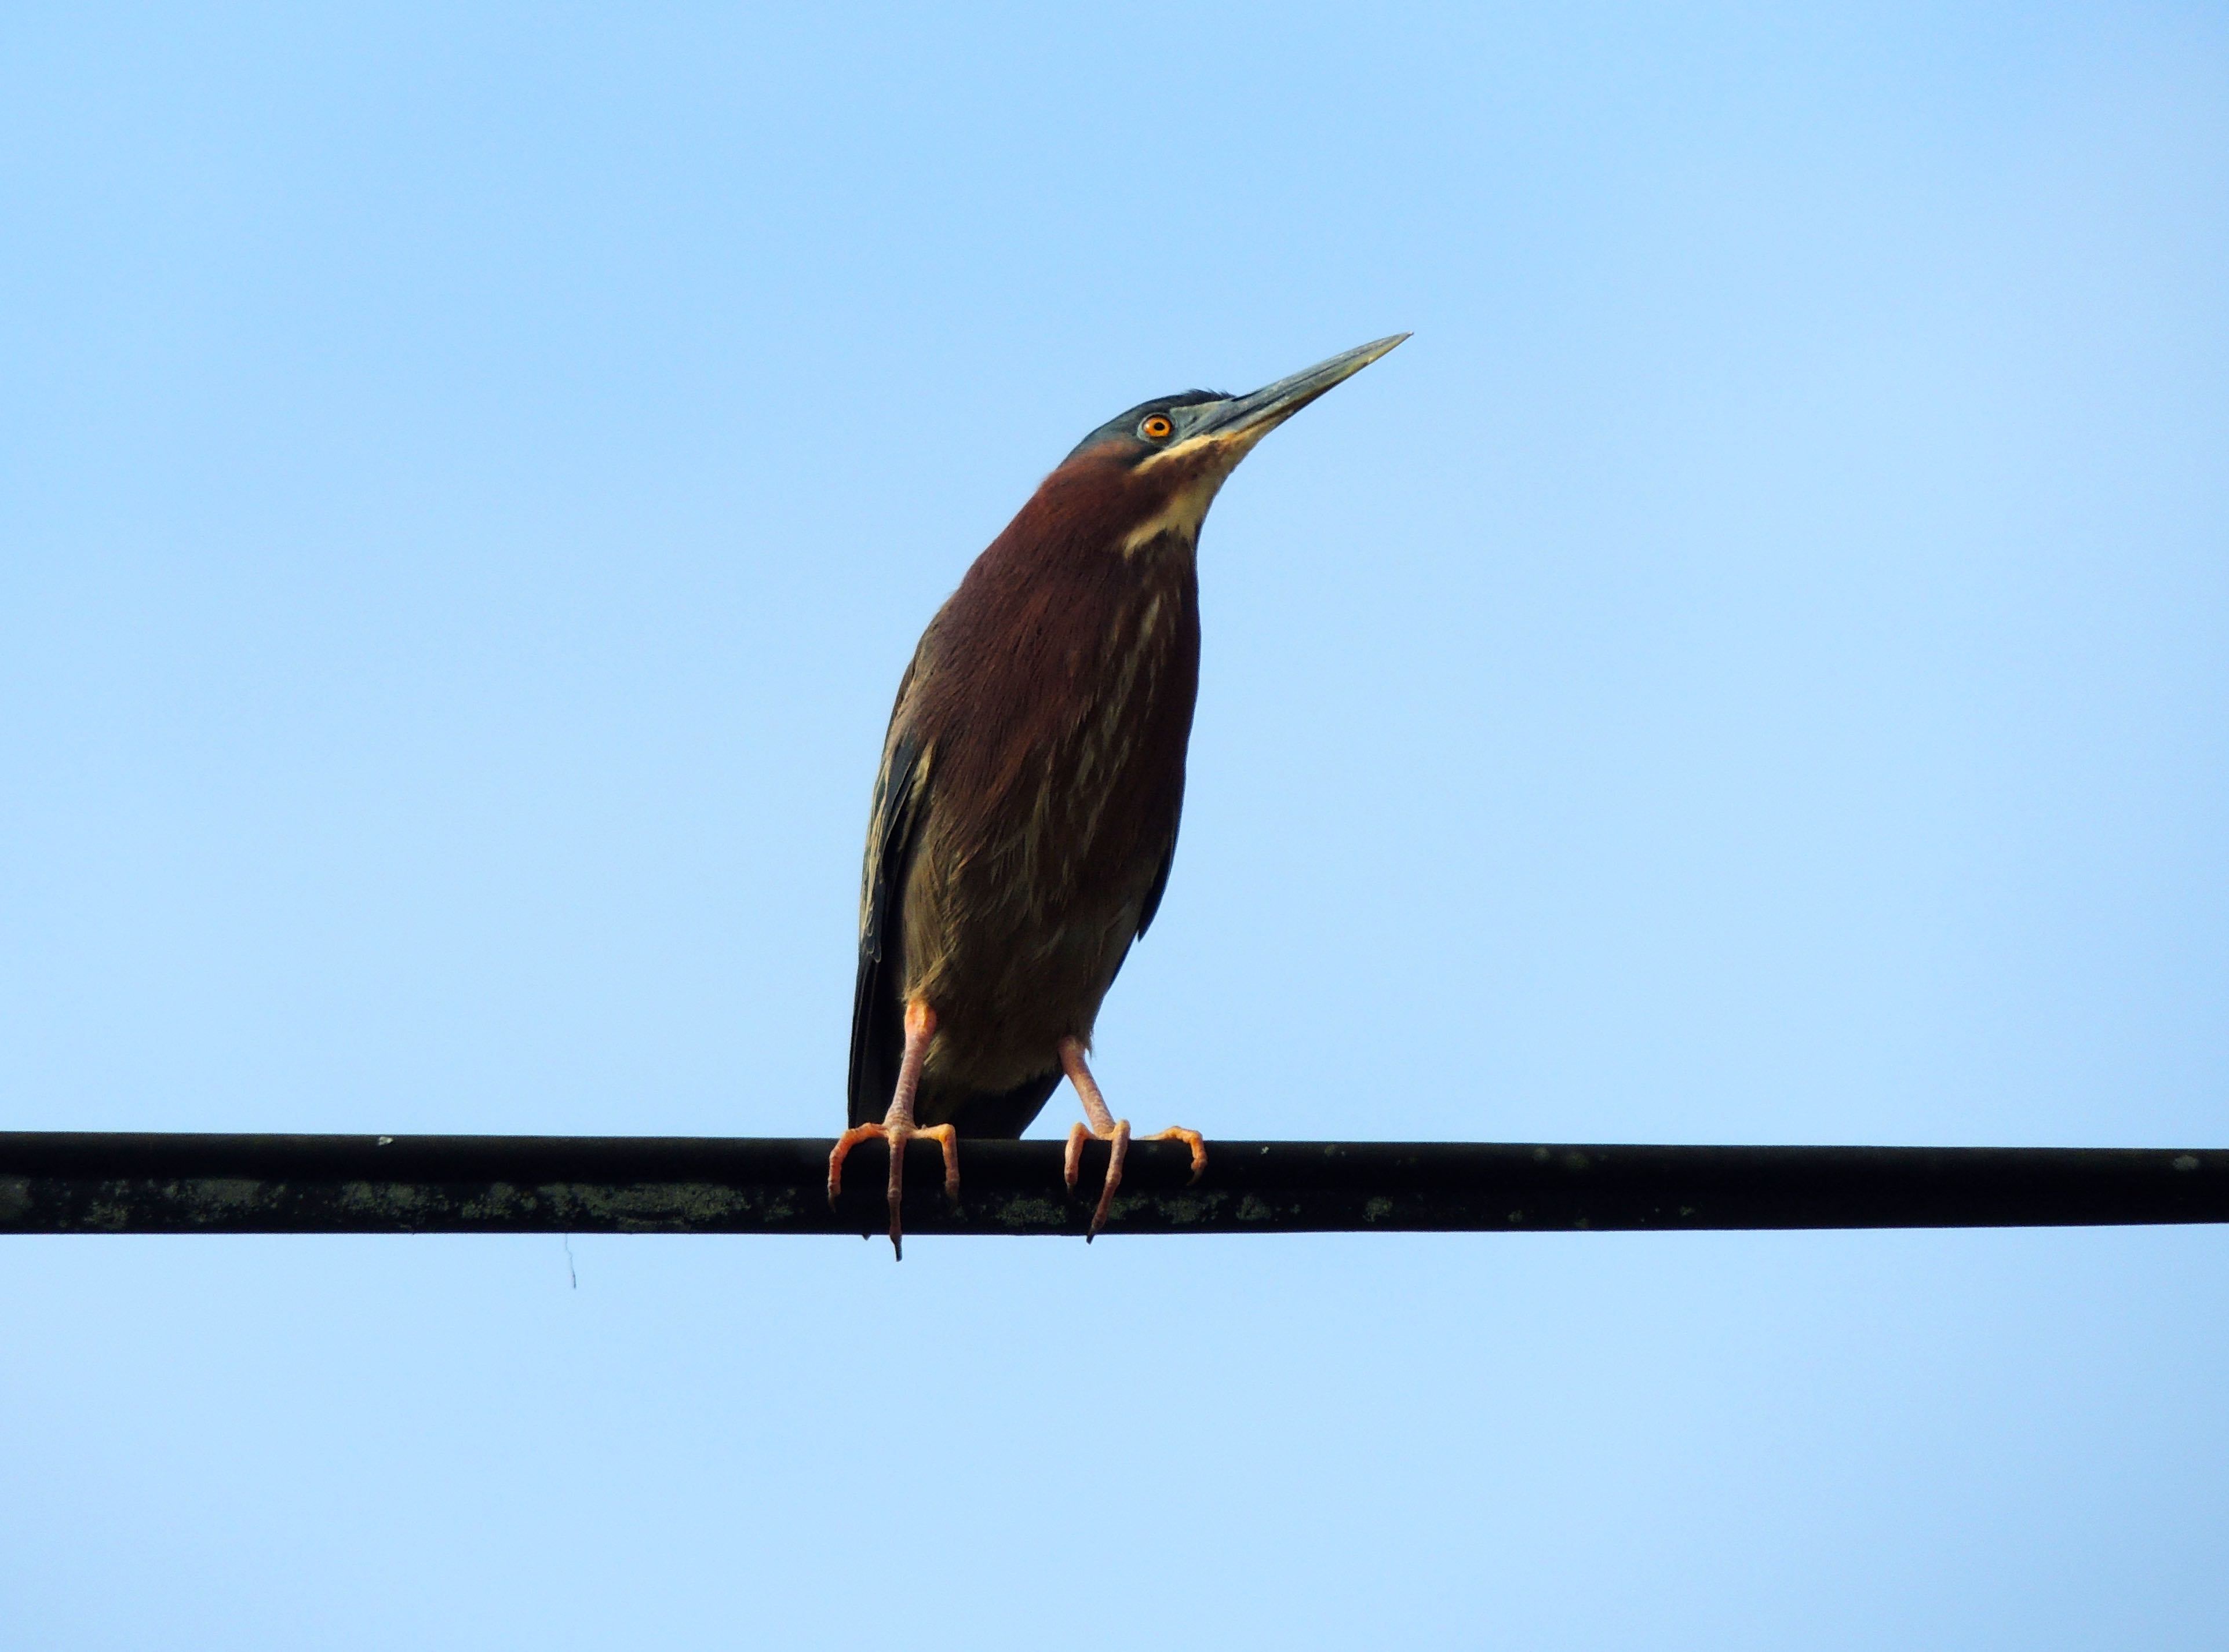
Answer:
[{"xmin": 4, "ymin": 4, "xmax": 2226, "ymax": 1646}]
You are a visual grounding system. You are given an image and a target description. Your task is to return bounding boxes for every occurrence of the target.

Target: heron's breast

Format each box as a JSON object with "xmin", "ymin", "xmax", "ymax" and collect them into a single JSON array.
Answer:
[{"xmin": 909, "ymin": 559, "xmax": 1199, "ymax": 979}]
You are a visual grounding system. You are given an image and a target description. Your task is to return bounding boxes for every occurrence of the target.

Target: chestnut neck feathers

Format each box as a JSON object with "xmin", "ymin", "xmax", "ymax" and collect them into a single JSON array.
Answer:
[{"xmin": 911, "ymin": 452, "xmax": 1209, "ymax": 853}]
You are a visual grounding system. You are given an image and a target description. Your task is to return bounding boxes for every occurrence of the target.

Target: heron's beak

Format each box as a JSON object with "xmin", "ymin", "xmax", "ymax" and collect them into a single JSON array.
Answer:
[{"xmin": 1174, "ymin": 333, "xmax": 1409, "ymax": 461}]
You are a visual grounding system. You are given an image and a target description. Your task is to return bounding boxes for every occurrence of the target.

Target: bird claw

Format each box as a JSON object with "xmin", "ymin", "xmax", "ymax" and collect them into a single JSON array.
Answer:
[
  {"xmin": 827, "ymin": 1123, "xmax": 886, "ymax": 1209},
  {"xmin": 827, "ymin": 1121, "xmax": 960, "ymax": 1260},
  {"xmin": 1065, "ymin": 1120, "xmax": 1207, "ymax": 1238},
  {"xmin": 1064, "ymin": 1119, "xmax": 1128, "ymax": 1238},
  {"xmin": 1140, "ymin": 1125, "xmax": 1208, "ymax": 1185}
]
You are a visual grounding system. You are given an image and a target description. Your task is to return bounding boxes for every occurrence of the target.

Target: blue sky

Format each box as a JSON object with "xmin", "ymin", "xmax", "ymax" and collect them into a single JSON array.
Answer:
[{"xmin": 3, "ymin": 5, "xmax": 2225, "ymax": 1646}]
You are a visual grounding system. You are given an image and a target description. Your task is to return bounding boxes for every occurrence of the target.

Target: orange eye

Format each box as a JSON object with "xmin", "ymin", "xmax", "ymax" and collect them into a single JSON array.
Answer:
[{"xmin": 1140, "ymin": 414, "xmax": 1173, "ymax": 440}]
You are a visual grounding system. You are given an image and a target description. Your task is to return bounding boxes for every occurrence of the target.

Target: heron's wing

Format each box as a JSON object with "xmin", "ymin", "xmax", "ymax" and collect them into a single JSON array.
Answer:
[
  {"xmin": 846, "ymin": 706, "xmax": 928, "ymax": 1129},
  {"xmin": 1134, "ymin": 799, "xmax": 1182, "ymax": 940}
]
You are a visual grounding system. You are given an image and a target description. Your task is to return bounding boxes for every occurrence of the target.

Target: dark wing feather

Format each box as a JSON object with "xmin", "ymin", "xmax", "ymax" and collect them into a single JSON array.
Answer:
[
  {"xmin": 1134, "ymin": 796, "xmax": 1182, "ymax": 940},
  {"xmin": 845, "ymin": 718, "xmax": 927, "ymax": 1128}
]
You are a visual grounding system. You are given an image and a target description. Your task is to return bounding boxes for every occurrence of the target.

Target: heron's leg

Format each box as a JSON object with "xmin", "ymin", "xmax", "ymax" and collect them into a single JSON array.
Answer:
[
  {"xmin": 827, "ymin": 999, "xmax": 957, "ymax": 1260},
  {"xmin": 1059, "ymin": 1036, "xmax": 1207, "ymax": 1240}
]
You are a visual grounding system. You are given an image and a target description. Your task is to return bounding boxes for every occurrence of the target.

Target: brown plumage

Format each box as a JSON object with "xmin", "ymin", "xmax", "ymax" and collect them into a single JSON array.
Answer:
[
  {"xmin": 830, "ymin": 335, "xmax": 1406, "ymax": 1254},
  {"xmin": 850, "ymin": 453, "xmax": 1203, "ymax": 1136}
]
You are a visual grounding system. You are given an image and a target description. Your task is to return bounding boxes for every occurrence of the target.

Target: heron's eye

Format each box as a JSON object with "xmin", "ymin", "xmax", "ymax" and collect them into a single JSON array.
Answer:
[{"xmin": 1140, "ymin": 414, "xmax": 1174, "ymax": 441}]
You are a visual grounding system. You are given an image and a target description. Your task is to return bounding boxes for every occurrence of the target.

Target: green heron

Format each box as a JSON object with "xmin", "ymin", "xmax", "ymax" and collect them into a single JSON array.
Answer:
[{"xmin": 828, "ymin": 334, "xmax": 1407, "ymax": 1255}]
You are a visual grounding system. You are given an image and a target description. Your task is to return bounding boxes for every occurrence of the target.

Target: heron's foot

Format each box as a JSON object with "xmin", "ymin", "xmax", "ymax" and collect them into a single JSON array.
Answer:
[
  {"xmin": 1064, "ymin": 1121, "xmax": 1207, "ymax": 1238},
  {"xmin": 827, "ymin": 1121, "xmax": 960, "ymax": 1260}
]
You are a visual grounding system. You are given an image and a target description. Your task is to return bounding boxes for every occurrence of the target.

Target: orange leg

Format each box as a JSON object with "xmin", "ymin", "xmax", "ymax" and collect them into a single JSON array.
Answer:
[
  {"xmin": 827, "ymin": 999, "xmax": 958, "ymax": 1259},
  {"xmin": 1059, "ymin": 1036, "xmax": 1207, "ymax": 1240}
]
